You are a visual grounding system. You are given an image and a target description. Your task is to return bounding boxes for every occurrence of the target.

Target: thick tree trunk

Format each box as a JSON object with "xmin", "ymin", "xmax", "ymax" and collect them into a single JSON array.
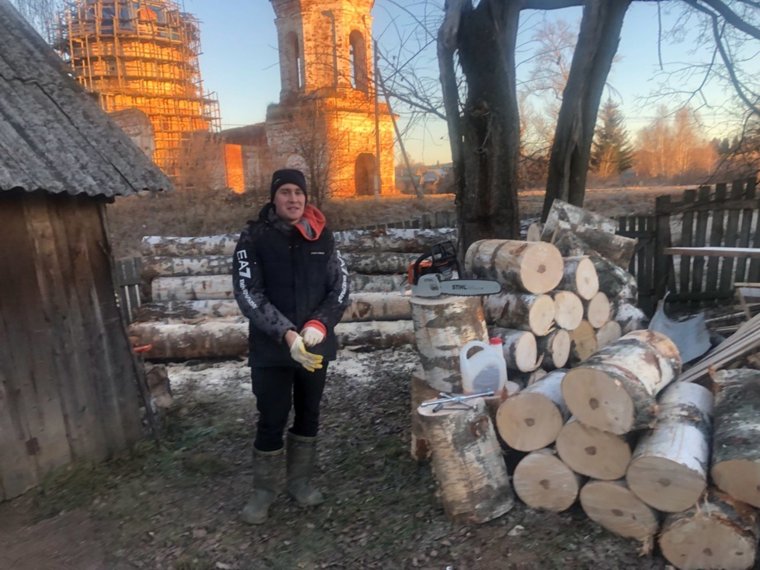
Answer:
[
  {"xmin": 483, "ymin": 292, "xmax": 555, "ymax": 336},
  {"xmin": 512, "ymin": 448, "xmax": 582, "ymax": 512},
  {"xmin": 557, "ymin": 417, "xmax": 632, "ymax": 481},
  {"xmin": 417, "ymin": 397, "xmax": 514, "ymax": 523},
  {"xmin": 711, "ymin": 368, "xmax": 760, "ymax": 508},
  {"xmin": 557, "ymin": 255, "xmax": 599, "ymax": 300},
  {"xmin": 580, "ymin": 480, "xmax": 659, "ymax": 547},
  {"xmin": 464, "ymin": 239, "xmax": 564, "ymax": 294},
  {"xmin": 542, "ymin": 0, "xmax": 633, "ymax": 216},
  {"xmin": 495, "ymin": 369, "xmax": 568, "ymax": 451},
  {"xmin": 409, "ymin": 295, "xmax": 487, "ymax": 393},
  {"xmin": 659, "ymin": 489, "xmax": 759, "ymax": 570},
  {"xmin": 444, "ymin": 0, "xmax": 522, "ymax": 255},
  {"xmin": 410, "ymin": 366, "xmax": 438, "ymax": 462},
  {"xmin": 489, "ymin": 327, "xmax": 539, "ymax": 372},
  {"xmin": 536, "ymin": 329, "xmax": 571, "ymax": 370},
  {"xmin": 626, "ymin": 382, "xmax": 713, "ymax": 512},
  {"xmin": 553, "ymin": 290, "xmax": 584, "ymax": 330},
  {"xmin": 562, "ymin": 330, "xmax": 682, "ymax": 434}
]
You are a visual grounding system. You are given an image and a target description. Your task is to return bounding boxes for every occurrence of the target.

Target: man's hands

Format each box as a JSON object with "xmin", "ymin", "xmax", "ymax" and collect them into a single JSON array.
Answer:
[
  {"xmin": 301, "ymin": 320, "xmax": 326, "ymax": 347},
  {"xmin": 286, "ymin": 330, "xmax": 323, "ymax": 372}
]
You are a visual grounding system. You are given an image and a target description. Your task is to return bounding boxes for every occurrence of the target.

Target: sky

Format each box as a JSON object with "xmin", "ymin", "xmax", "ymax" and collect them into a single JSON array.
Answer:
[{"xmin": 181, "ymin": 0, "xmax": 750, "ymax": 164}]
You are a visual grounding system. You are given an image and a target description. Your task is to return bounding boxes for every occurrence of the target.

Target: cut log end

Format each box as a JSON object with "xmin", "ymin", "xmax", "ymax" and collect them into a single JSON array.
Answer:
[
  {"xmin": 626, "ymin": 456, "xmax": 707, "ymax": 513},
  {"xmin": 586, "ymin": 292, "xmax": 611, "ymax": 329},
  {"xmin": 529, "ymin": 294, "xmax": 556, "ymax": 336},
  {"xmin": 513, "ymin": 451, "xmax": 580, "ymax": 512},
  {"xmin": 712, "ymin": 460, "xmax": 760, "ymax": 508},
  {"xmin": 518, "ymin": 242, "xmax": 565, "ymax": 294},
  {"xmin": 569, "ymin": 320, "xmax": 598, "ymax": 363},
  {"xmin": 496, "ymin": 392, "xmax": 564, "ymax": 451},
  {"xmin": 556, "ymin": 420, "xmax": 631, "ymax": 481},
  {"xmin": 554, "ymin": 291, "xmax": 584, "ymax": 330},
  {"xmin": 580, "ymin": 480, "xmax": 659, "ymax": 542},
  {"xmin": 573, "ymin": 256, "xmax": 600, "ymax": 300},
  {"xmin": 562, "ymin": 368, "xmax": 635, "ymax": 435}
]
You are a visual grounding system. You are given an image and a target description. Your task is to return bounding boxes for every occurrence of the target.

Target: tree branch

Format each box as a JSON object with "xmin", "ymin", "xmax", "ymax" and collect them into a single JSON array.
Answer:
[{"xmin": 685, "ymin": 0, "xmax": 760, "ymax": 40}]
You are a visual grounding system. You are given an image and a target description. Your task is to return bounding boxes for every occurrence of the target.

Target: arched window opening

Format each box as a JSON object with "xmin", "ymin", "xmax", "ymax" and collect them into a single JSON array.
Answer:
[
  {"xmin": 285, "ymin": 31, "xmax": 303, "ymax": 92},
  {"xmin": 349, "ymin": 30, "xmax": 368, "ymax": 92},
  {"xmin": 354, "ymin": 153, "xmax": 376, "ymax": 196}
]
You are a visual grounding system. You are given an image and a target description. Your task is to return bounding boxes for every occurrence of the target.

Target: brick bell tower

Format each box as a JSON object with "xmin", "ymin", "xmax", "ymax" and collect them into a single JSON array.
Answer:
[{"xmin": 266, "ymin": 0, "xmax": 396, "ymax": 198}]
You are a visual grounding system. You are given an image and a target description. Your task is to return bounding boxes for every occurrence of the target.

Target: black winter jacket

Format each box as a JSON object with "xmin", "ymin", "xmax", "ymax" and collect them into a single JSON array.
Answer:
[{"xmin": 232, "ymin": 203, "xmax": 350, "ymax": 367}]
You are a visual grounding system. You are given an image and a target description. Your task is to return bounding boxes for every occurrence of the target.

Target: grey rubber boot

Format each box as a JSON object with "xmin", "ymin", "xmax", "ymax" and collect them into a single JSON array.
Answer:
[
  {"xmin": 240, "ymin": 447, "xmax": 283, "ymax": 525},
  {"xmin": 286, "ymin": 432, "xmax": 325, "ymax": 506}
]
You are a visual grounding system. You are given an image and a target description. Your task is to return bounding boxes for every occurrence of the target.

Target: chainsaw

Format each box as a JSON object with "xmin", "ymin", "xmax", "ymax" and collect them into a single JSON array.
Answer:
[{"xmin": 408, "ymin": 241, "xmax": 501, "ymax": 298}]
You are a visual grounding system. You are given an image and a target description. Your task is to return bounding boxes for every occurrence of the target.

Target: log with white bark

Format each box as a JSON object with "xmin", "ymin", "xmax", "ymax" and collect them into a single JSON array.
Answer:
[
  {"xmin": 341, "ymin": 292, "xmax": 411, "ymax": 322},
  {"xmin": 483, "ymin": 292, "xmax": 555, "ymax": 336},
  {"xmin": 512, "ymin": 448, "xmax": 582, "ymax": 512},
  {"xmin": 562, "ymin": 330, "xmax": 682, "ymax": 435},
  {"xmin": 711, "ymin": 368, "xmax": 760, "ymax": 508},
  {"xmin": 417, "ymin": 397, "xmax": 514, "ymax": 523},
  {"xmin": 553, "ymin": 290, "xmax": 584, "ymax": 330},
  {"xmin": 410, "ymin": 295, "xmax": 487, "ymax": 393},
  {"xmin": 552, "ymin": 223, "xmax": 637, "ymax": 270},
  {"xmin": 659, "ymin": 489, "xmax": 759, "ymax": 570},
  {"xmin": 348, "ymin": 273, "xmax": 407, "ymax": 293},
  {"xmin": 557, "ymin": 256, "xmax": 599, "ymax": 300},
  {"xmin": 568, "ymin": 320, "xmax": 597, "ymax": 364},
  {"xmin": 410, "ymin": 366, "xmax": 438, "ymax": 462},
  {"xmin": 585, "ymin": 292, "xmax": 611, "ymax": 329},
  {"xmin": 141, "ymin": 234, "xmax": 239, "ymax": 257},
  {"xmin": 535, "ymin": 329, "xmax": 570, "ymax": 369},
  {"xmin": 464, "ymin": 239, "xmax": 564, "ymax": 295},
  {"xmin": 614, "ymin": 301, "xmax": 647, "ymax": 334},
  {"xmin": 128, "ymin": 319, "xmax": 415, "ymax": 359},
  {"xmin": 334, "ymin": 227, "xmax": 457, "ymax": 253},
  {"xmin": 495, "ymin": 369, "xmax": 568, "ymax": 451},
  {"xmin": 556, "ymin": 418, "xmax": 632, "ymax": 481},
  {"xmin": 540, "ymin": 199, "xmax": 618, "ymax": 240},
  {"xmin": 341, "ymin": 252, "xmax": 419, "ymax": 274},
  {"xmin": 590, "ymin": 255, "xmax": 638, "ymax": 302},
  {"xmin": 579, "ymin": 480, "xmax": 659, "ymax": 546},
  {"xmin": 626, "ymin": 382, "xmax": 713, "ymax": 512},
  {"xmin": 142, "ymin": 255, "xmax": 233, "ymax": 278},
  {"xmin": 489, "ymin": 327, "xmax": 539, "ymax": 372},
  {"xmin": 595, "ymin": 320, "xmax": 622, "ymax": 349}
]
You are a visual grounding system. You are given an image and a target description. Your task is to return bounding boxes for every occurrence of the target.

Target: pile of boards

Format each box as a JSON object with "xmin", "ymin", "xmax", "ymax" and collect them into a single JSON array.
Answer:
[
  {"xmin": 409, "ymin": 212, "xmax": 760, "ymax": 570},
  {"xmin": 127, "ymin": 227, "xmax": 460, "ymax": 359}
]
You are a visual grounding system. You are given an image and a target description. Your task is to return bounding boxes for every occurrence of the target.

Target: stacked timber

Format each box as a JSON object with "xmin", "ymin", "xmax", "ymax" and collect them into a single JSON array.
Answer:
[{"xmin": 128, "ymin": 227, "xmax": 461, "ymax": 359}]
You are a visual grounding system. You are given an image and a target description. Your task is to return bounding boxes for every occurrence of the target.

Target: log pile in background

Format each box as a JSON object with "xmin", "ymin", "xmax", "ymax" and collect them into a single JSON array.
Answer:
[{"xmin": 128, "ymin": 227, "xmax": 459, "ymax": 359}]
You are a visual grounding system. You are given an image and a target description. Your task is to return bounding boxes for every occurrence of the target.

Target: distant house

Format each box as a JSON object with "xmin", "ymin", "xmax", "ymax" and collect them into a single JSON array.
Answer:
[{"xmin": 0, "ymin": 0, "xmax": 169, "ymax": 502}]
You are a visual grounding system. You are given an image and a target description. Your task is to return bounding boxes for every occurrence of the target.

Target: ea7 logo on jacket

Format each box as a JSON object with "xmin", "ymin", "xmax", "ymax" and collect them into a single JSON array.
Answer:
[{"xmin": 236, "ymin": 249, "xmax": 252, "ymax": 278}]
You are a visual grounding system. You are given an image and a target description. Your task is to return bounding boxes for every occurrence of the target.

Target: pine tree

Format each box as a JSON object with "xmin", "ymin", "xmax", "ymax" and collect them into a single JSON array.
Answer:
[{"xmin": 591, "ymin": 99, "xmax": 634, "ymax": 178}]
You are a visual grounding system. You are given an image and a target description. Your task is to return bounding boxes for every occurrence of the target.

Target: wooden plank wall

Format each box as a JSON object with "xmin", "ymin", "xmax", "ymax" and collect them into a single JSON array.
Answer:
[
  {"xmin": 616, "ymin": 215, "xmax": 657, "ymax": 316},
  {"xmin": 0, "ymin": 193, "xmax": 142, "ymax": 502}
]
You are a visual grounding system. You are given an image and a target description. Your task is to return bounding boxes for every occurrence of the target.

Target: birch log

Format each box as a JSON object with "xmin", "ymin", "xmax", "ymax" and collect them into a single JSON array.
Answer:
[
  {"xmin": 489, "ymin": 327, "xmax": 539, "ymax": 372},
  {"xmin": 142, "ymin": 255, "xmax": 232, "ymax": 278},
  {"xmin": 483, "ymin": 292, "xmax": 555, "ymax": 336},
  {"xmin": 562, "ymin": 330, "xmax": 682, "ymax": 434},
  {"xmin": 334, "ymin": 227, "xmax": 457, "ymax": 253},
  {"xmin": 580, "ymin": 480, "xmax": 659, "ymax": 546},
  {"xmin": 626, "ymin": 382, "xmax": 713, "ymax": 512},
  {"xmin": 141, "ymin": 234, "xmax": 238, "ymax": 257},
  {"xmin": 556, "ymin": 418, "xmax": 632, "ymax": 481},
  {"xmin": 464, "ymin": 239, "xmax": 564, "ymax": 294},
  {"xmin": 711, "ymin": 368, "xmax": 760, "ymax": 508},
  {"xmin": 568, "ymin": 320, "xmax": 597, "ymax": 364},
  {"xmin": 348, "ymin": 274, "xmax": 407, "ymax": 293},
  {"xmin": 417, "ymin": 398, "xmax": 514, "ymax": 523},
  {"xmin": 135, "ymin": 300, "xmax": 241, "ymax": 321},
  {"xmin": 410, "ymin": 295, "xmax": 487, "ymax": 393},
  {"xmin": 553, "ymin": 291, "xmax": 584, "ymax": 330},
  {"xmin": 585, "ymin": 292, "xmax": 611, "ymax": 329},
  {"xmin": 341, "ymin": 292, "xmax": 411, "ymax": 322},
  {"xmin": 590, "ymin": 255, "xmax": 638, "ymax": 302},
  {"xmin": 553, "ymin": 224, "xmax": 637, "ymax": 270},
  {"xmin": 340, "ymin": 252, "xmax": 419, "ymax": 274},
  {"xmin": 495, "ymin": 369, "xmax": 568, "ymax": 451},
  {"xmin": 535, "ymin": 329, "xmax": 570, "ymax": 369},
  {"xmin": 595, "ymin": 320, "xmax": 622, "ymax": 349},
  {"xmin": 512, "ymin": 449, "xmax": 582, "ymax": 512},
  {"xmin": 540, "ymin": 199, "xmax": 618, "ymax": 240},
  {"xmin": 557, "ymin": 256, "xmax": 599, "ymax": 300},
  {"xmin": 614, "ymin": 302, "xmax": 647, "ymax": 334},
  {"xmin": 659, "ymin": 489, "xmax": 759, "ymax": 570},
  {"xmin": 410, "ymin": 366, "xmax": 438, "ymax": 462}
]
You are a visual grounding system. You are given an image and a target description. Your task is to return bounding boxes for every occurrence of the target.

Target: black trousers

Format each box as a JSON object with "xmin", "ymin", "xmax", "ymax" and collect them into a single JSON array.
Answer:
[{"xmin": 251, "ymin": 364, "xmax": 328, "ymax": 452}]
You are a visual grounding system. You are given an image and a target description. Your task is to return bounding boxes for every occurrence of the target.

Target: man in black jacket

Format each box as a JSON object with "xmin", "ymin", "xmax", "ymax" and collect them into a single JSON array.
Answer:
[{"xmin": 233, "ymin": 168, "xmax": 349, "ymax": 525}]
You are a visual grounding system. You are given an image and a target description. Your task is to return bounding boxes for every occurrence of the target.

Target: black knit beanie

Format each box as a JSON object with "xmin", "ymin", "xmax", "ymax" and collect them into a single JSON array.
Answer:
[{"xmin": 270, "ymin": 169, "xmax": 307, "ymax": 201}]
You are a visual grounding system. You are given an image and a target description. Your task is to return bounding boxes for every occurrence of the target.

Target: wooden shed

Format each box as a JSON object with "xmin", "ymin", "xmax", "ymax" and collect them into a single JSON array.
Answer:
[{"xmin": 0, "ymin": 0, "xmax": 170, "ymax": 501}]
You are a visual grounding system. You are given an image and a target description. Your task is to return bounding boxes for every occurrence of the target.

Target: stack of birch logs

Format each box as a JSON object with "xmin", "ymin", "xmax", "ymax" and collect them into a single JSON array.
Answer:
[{"xmin": 127, "ymin": 227, "xmax": 459, "ymax": 359}]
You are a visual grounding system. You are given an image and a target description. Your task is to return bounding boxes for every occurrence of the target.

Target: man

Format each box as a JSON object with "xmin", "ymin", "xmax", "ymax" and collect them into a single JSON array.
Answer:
[{"xmin": 233, "ymin": 168, "xmax": 349, "ymax": 525}]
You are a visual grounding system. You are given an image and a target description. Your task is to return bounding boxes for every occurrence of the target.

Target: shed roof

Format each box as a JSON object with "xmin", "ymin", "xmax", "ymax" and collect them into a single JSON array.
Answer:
[{"xmin": 0, "ymin": 0, "xmax": 171, "ymax": 198}]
